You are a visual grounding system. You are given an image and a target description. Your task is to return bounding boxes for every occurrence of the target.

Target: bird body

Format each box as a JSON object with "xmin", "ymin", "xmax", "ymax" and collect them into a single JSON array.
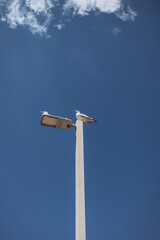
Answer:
[
  {"xmin": 75, "ymin": 110, "xmax": 97, "ymax": 123},
  {"xmin": 40, "ymin": 111, "xmax": 48, "ymax": 115}
]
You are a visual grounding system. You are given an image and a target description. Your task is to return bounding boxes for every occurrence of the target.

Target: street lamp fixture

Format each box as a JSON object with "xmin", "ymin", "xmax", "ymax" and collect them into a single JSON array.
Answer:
[{"xmin": 40, "ymin": 111, "xmax": 75, "ymax": 129}]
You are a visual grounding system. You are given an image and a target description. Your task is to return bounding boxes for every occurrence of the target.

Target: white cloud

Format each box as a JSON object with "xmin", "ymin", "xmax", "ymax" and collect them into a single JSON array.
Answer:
[
  {"xmin": 0, "ymin": 0, "xmax": 137, "ymax": 36},
  {"xmin": 55, "ymin": 23, "xmax": 64, "ymax": 30},
  {"xmin": 96, "ymin": 0, "xmax": 121, "ymax": 13},
  {"xmin": 112, "ymin": 27, "xmax": 121, "ymax": 35},
  {"xmin": 63, "ymin": 0, "xmax": 122, "ymax": 15},
  {"xmin": 0, "ymin": 0, "xmax": 54, "ymax": 35},
  {"xmin": 26, "ymin": 0, "xmax": 54, "ymax": 14},
  {"xmin": 63, "ymin": 0, "xmax": 137, "ymax": 23},
  {"xmin": 116, "ymin": 6, "xmax": 137, "ymax": 21}
]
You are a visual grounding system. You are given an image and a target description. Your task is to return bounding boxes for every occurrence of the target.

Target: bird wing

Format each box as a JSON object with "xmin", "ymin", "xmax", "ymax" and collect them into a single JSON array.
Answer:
[{"xmin": 79, "ymin": 113, "xmax": 92, "ymax": 119}]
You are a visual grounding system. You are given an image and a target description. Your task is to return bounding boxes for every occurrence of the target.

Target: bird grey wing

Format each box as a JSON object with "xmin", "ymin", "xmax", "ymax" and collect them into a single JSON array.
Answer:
[{"xmin": 80, "ymin": 113, "xmax": 92, "ymax": 119}]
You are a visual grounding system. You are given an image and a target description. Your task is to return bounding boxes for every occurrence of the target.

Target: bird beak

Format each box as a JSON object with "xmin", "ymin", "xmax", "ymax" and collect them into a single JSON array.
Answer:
[
  {"xmin": 74, "ymin": 110, "xmax": 77, "ymax": 112},
  {"xmin": 40, "ymin": 111, "xmax": 44, "ymax": 113}
]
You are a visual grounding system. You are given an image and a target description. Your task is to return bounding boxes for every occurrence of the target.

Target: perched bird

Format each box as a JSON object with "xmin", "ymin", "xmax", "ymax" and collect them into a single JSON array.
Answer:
[
  {"xmin": 40, "ymin": 111, "xmax": 48, "ymax": 115},
  {"xmin": 74, "ymin": 110, "xmax": 97, "ymax": 123}
]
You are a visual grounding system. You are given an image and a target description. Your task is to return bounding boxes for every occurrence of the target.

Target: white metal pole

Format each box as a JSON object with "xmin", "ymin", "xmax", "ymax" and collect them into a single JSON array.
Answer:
[{"xmin": 75, "ymin": 120, "xmax": 86, "ymax": 240}]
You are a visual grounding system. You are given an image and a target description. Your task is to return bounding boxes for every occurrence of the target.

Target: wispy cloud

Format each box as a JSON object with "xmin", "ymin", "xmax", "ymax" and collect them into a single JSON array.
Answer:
[
  {"xmin": 63, "ymin": 0, "xmax": 121, "ymax": 15},
  {"xmin": 63, "ymin": 0, "xmax": 137, "ymax": 21},
  {"xmin": 116, "ymin": 5, "xmax": 137, "ymax": 21},
  {"xmin": 0, "ymin": 0, "xmax": 54, "ymax": 35},
  {"xmin": 112, "ymin": 27, "xmax": 121, "ymax": 35},
  {"xmin": 54, "ymin": 23, "xmax": 64, "ymax": 30},
  {"xmin": 0, "ymin": 0, "xmax": 137, "ymax": 36}
]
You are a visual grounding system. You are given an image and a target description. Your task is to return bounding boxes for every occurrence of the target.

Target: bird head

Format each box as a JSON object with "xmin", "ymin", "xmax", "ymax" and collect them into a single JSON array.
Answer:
[{"xmin": 74, "ymin": 110, "xmax": 80, "ymax": 113}]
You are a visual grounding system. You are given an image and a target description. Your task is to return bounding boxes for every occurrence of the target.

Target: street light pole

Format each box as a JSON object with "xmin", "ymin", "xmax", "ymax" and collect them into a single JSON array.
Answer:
[
  {"xmin": 75, "ymin": 120, "xmax": 86, "ymax": 240},
  {"xmin": 41, "ymin": 111, "xmax": 96, "ymax": 240}
]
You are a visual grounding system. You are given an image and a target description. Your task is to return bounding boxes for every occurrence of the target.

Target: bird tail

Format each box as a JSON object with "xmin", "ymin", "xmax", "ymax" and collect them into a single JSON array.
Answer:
[{"xmin": 88, "ymin": 119, "xmax": 97, "ymax": 123}]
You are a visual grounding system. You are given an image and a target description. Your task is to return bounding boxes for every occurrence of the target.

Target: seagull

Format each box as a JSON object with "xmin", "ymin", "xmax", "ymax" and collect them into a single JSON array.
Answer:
[
  {"xmin": 40, "ymin": 111, "xmax": 49, "ymax": 115},
  {"xmin": 74, "ymin": 110, "xmax": 97, "ymax": 123}
]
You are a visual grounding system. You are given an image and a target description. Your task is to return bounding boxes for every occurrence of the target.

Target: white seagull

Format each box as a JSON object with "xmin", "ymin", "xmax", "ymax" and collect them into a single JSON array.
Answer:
[
  {"xmin": 74, "ymin": 110, "xmax": 97, "ymax": 123},
  {"xmin": 40, "ymin": 111, "xmax": 49, "ymax": 115}
]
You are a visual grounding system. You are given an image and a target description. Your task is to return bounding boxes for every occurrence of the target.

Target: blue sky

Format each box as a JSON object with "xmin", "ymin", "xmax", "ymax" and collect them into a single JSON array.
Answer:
[{"xmin": 0, "ymin": 0, "xmax": 160, "ymax": 240}]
